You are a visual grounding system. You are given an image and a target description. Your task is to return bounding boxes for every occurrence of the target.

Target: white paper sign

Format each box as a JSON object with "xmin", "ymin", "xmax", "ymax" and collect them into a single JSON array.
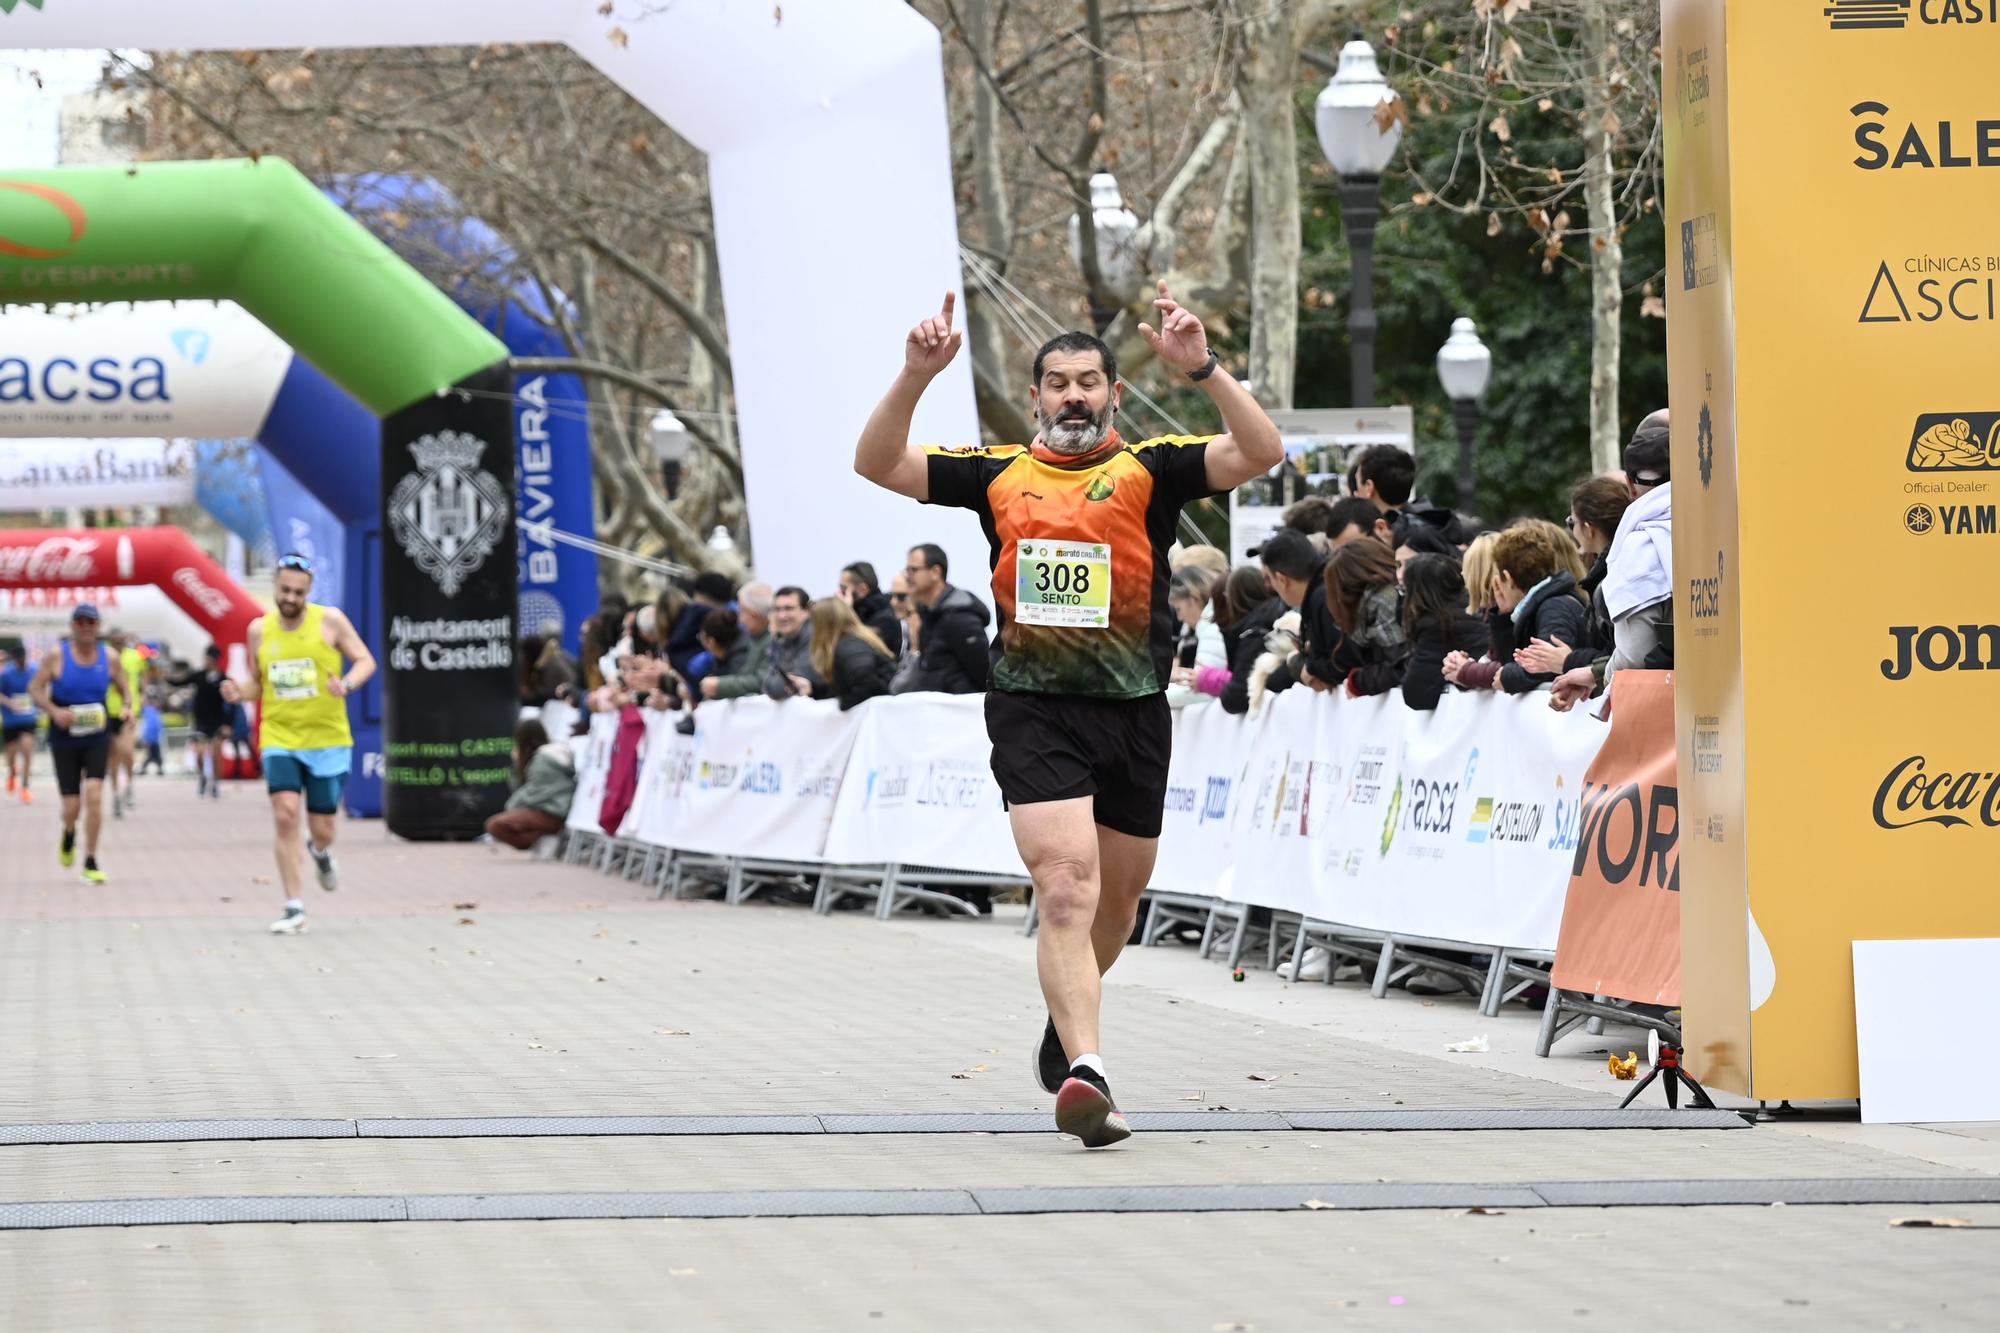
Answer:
[{"xmin": 1855, "ymin": 938, "xmax": 2000, "ymax": 1124}]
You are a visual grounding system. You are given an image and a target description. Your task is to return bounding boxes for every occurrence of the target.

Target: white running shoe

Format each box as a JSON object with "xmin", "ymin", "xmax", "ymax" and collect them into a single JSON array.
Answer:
[
  {"xmin": 111, "ymin": 790, "xmax": 124, "ymax": 819},
  {"xmin": 270, "ymin": 905, "xmax": 308, "ymax": 934},
  {"xmin": 308, "ymin": 843, "xmax": 339, "ymax": 892},
  {"xmin": 1283, "ymin": 946, "xmax": 1332, "ymax": 983}
]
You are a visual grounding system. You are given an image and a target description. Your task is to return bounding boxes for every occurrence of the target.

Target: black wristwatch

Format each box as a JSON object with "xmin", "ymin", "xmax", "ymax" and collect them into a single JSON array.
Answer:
[{"xmin": 1187, "ymin": 347, "xmax": 1221, "ymax": 382}]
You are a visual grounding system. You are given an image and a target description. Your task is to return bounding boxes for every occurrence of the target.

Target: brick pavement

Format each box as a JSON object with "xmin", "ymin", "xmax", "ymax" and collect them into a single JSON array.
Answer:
[{"xmin": 3, "ymin": 776, "xmax": 1997, "ymax": 1330}]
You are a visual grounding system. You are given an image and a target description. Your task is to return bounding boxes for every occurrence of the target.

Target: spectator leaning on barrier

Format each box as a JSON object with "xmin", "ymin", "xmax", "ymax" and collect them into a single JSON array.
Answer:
[
  {"xmin": 703, "ymin": 583, "xmax": 775, "ymax": 702},
  {"xmin": 1517, "ymin": 475, "xmax": 1631, "ymax": 685},
  {"xmin": 807, "ymin": 598, "xmax": 898, "ymax": 710},
  {"xmin": 1211, "ymin": 565, "xmax": 1284, "ymax": 716},
  {"xmin": 1553, "ymin": 413, "xmax": 1676, "ymax": 712},
  {"xmin": 1392, "ymin": 520, "xmax": 1460, "ymax": 584},
  {"xmin": 839, "ymin": 561, "xmax": 904, "ymax": 654},
  {"xmin": 1281, "ymin": 494, "xmax": 1336, "ymax": 536},
  {"xmin": 578, "ymin": 595, "xmax": 629, "ymax": 693},
  {"xmin": 519, "ymin": 621, "xmax": 578, "ymax": 708},
  {"xmin": 1399, "ymin": 554, "xmax": 1490, "ymax": 710},
  {"xmin": 1445, "ymin": 522, "xmax": 1589, "ymax": 694},
  {"xmin": 1256, "ymin": 527, "xmax": 1351, "ymax": 694},
  {"xmin": 485, "ymin": 716, "xmax": 578, "ymax": 851},
  {"xmin": 891, "ymin": 543, "xmax": 991, "ymax": 695},
  {"xmin": 1163, "ymin": 565, "xmax": 1227, "ymax": 709},
  {"xmin": 887, "ymin": 571, "xmax": 919, "ymax": 655},
  {"xmin": 1351, "ymin": 442, "xmax": 1416, "ymax": 525},
  {"xmin": 670, "ymin": 572, "xmax": 736, "ymax": 682},
  {"xmin": 1326, "ymin": 536, "xmax": 1410, "ymax": 697},
  {"xmin": 763, "ymin": 586, "xmax": 826, "ymax": 701}
]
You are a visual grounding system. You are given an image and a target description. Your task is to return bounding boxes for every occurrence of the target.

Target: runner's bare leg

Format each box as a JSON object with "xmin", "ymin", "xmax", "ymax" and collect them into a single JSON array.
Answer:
[
  {"xmin": 307, "ymin": 810, "xmax": 338, "ymax": 855},
  {"xmin": 1013, "ymin": 797, "xmax": 1105, "ymax": 1059},
  {"xmin": 270, "ymin": 789, "xmax": 305, "ymax": 898},
  {"xmin": 1090, "ymin": 825, "xmax": 1159, "ymax": 977},
  {"xmin": 81, "ymin": 777, "xmax": 103, "ymax": 856}
]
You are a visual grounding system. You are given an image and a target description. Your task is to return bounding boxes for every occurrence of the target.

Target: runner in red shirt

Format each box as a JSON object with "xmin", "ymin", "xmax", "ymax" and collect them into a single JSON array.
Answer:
[{"xmin": 855, "ymin": 283, "xmax": 1282, "ymax": 1145}]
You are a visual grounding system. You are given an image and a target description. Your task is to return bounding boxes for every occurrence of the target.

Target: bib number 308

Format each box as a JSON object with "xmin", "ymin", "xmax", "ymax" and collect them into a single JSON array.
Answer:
[{"xmin": 1015, "ymin": 540, "xmax": 1112, "ymax": 629}]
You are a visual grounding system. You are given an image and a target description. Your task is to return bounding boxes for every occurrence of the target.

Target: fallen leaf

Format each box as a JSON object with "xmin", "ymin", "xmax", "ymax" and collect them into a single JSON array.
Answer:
[
  {"xmin": 656, "ymin": 1029, "xmax": 692, "ymax": 1037},
  {"xmin": 1891, "ymin": 1217, "xmax": 1975, "ymax": 1228},
  {"xmin": 1301, "ymin": 1199, "xmax": 1336, "ymax": 1210},
  {"xmin": 1443, "ymin": 1035, "xmax": 1490, "ymax": 1054},
  {"xmin": 608, "ymin": 25, "xmax": 629, "ymax": 47},
  {"xmin": 527, "ymin": 1042, "xmax": 545, "ymax": 1050},
  {"xmin": 1463, "ymin": 1207, "xmax": 1506, "ymax": 1216},
  {"xmin": 1609, "ymin": 1051, "xmax": 1640, "ymax": 1080},
  {"xmin": 457, "ymin": 918, "xmax": 477, "ymax": 926},
  {"xmin": 453, "ymin": 902, "xmax": 479, "ymax": 911}
]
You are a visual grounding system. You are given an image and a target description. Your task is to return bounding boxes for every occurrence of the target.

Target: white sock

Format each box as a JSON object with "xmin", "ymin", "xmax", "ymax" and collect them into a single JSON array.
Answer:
[
  {"xmin": 286, "ymin": 898, "xmax": 304, "ymax": 913},
  {"xmin": 1070, "ymin": 1053, "xmax": 1106, "ymax": 1079}
]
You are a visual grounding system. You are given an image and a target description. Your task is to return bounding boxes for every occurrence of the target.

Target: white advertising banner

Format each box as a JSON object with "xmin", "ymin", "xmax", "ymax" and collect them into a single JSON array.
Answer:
[
  {"xmin": 0, "ymin": 583, "xmax": 210, "ymax": 661},
  {"xmin": 0, "ymin": 303, "xmax": 291, "ymax": 439},
  {"xmin": 633, "ymin": 696, "xmax": 859, "ymax": 862},
  {"xmin": 823, "ymin": 692, "xmax": 1022, "ymax": 875},
  {"xmin": 0, "ymin": 437, "xmax": 196, "ymax": 510},
  {"xmin": 564, "ymin": 710, "xmax": 619, "ymax": 835},
  {"xmin": 1152, "ymin": 701, "xmax": 1255, "ymax": 897}
]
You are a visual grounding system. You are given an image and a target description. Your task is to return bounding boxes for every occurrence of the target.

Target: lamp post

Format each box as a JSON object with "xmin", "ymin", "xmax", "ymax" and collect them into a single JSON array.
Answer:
[
  {"xmin": 1435, "ymin": 316, "xmax": 1493, "ymax": 512},
  {"xmin": 1067, "ymin": 168, "xmax": 1143, "ymax": 334},
  {"xmin": 650, "ymin": 408, "xmax": 691, "ymax": 500},
  {"xmin": 1314, "ymin": 36, "xmax": 1405, "ymax": 408}
]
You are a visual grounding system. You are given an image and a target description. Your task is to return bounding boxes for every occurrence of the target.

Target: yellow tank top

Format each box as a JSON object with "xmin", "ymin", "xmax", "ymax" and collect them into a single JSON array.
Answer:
[
  {"xmin": 107, "ymin": 645, "xmax": 144, "ymax": 718},
  {"xmin": 256, "ymin": 603, "xmax": 353, "ymax": 751}
]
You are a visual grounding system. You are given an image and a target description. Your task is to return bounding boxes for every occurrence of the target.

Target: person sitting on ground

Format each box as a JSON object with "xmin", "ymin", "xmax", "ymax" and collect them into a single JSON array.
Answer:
[
  {"xmin": 1164, "ymin": 565, "xmax": 1228, "ymax": 709},
  {"xmin": 1444, "ymin": 522, "xmax": 1590, "ymax": 693},
  {"xmin": 1325, "ymin": 536, "xmax": 1410, "ymax": 696},
  {"xmin": 1399, "ymin": 554, "xmax": 1490, "ymax": 710},
  {"xmin": 838, "ymin": 561, "xmax": 903, "ymax": 653},
  {"xmin": 889, "ymin": 543, "xmax": 991, "ymax": 694},
  {"xmin": 805, "ymin": 598, "xmax": 898, "ymax": 710},
  {"xmin": 484, "ymin": 717, "xmax": 577, "ymax": 851},
  {"xmin": 1210, "ymin": 566, "xmax": 1285, "ymax": 716},
  {"xmin": 702, "ymin": 583, "xmax": 775, "ymax": 702},
  {"xmin": 761, "ymin": 586, "xmax": 827, "ymax": 701}
]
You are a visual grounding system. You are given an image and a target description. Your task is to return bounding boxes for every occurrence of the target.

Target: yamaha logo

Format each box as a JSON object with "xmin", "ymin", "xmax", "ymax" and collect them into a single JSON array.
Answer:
[
  {"xmin": 1906, "ymin": 503, "xmax": 1936, "ymax": 534},
  {"xmin": 388, "ymin": 431, "xmax": 509, "ymax": 597}
]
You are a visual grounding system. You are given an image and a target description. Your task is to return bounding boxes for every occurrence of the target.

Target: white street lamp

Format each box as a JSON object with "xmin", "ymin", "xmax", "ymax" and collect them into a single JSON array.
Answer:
[
  {"xmin": 1315, "ymin": 37, "xmax": 1405, "ymax": 408},
  {"xmin": 650, "ymin": 408, "xmax": 691, "ymax": 499},
  {"xmin": 1067, "ymin": 168, "xmax": 1143, "ymax": 333},
  {"xmin": 1435, "ymin": 316, "xmax": 1493, "ymax": 512}
]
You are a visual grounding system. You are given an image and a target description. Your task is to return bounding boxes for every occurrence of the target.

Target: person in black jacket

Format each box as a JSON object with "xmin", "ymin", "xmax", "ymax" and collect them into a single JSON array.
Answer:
[
  {"xmin": 892, "ymin": 543, "xmax": 991, "ymax": 694},
  {"xmin": 1445, "ymin": 523, "xmax": 1590, "ymax": 694},
  {"xmin": 838, "ymin": 561, "xmax": 904, "ymax": 655},
  {"xmin": 1325, "ymin": 537, "xmax": 1410, "ymax": 696},
  {"xmin": 1398, "ymin": 555, "xmax": 1490, "ymax": 709},
  {"xmin": 1256, "ymin": 528, "xmax": 1355, "ymax": 694},
  {"xmin": 1515, "ymin": 475, "xmax": 1631, "ymax": 679},
  {"xmin": 807, "ymin": 599, "xmax": 897, "ymax": 710},
  {"xmin": 1212, "ymin": 567, "xmax": 1284, "ymax": 716}
]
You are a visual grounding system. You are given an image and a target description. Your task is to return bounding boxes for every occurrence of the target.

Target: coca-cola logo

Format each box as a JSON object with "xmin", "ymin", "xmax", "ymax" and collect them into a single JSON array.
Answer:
[
  {"xmin": 0, "ymin": 536, "xmax": 99, "ymax": 583},
  {"xmin": 170, "ymin": 566, "xmax": 232, "ymax": 620},
  {"xmin": 1872, "ymin": 755, "xmax": 2000, "ymax": 830}
]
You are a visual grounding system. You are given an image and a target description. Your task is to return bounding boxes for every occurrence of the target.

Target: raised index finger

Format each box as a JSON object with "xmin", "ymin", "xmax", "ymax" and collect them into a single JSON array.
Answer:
[{"xmin": 940, "ymin": 290, "xmax": 956, "ymax": 327}]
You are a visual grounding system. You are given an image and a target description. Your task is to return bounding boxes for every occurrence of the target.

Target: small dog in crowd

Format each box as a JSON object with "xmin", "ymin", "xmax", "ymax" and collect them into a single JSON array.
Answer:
[{"xmin": 1247, "ymin": 610, "xmax": 1302, "ymax": 716}]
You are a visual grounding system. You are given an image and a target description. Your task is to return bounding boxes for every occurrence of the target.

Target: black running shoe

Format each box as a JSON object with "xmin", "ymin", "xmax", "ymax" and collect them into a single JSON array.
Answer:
[
  {"xmin": 1055, "ymin": 1066, "xmax": 1131, "ymax": 1148},
  {"xmin": 1032, "ymin": 1016, "xmax": 1067, "ymax": 1095}
]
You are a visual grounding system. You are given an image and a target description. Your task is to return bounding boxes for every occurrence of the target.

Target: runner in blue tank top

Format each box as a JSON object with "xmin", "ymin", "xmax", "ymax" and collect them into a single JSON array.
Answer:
[
  {"xmin": 0, "ymin": 641, "xmax": 37, "ymax": 804},
  {"xmin": 28, "ymin": 604, "xmax": 116, "ymax": 884}
]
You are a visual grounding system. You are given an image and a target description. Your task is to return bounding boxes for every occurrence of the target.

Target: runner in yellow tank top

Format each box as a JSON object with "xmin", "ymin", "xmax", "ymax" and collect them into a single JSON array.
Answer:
[{"xmin": 224, "ymin": 554, "xmax": 376, "ymax": 935}]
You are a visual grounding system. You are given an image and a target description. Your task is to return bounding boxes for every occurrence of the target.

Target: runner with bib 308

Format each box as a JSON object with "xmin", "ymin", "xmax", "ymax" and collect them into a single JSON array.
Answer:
[{"xmin": 853, "ymin": 282, "xmax": 1283, "ymax": 1146}]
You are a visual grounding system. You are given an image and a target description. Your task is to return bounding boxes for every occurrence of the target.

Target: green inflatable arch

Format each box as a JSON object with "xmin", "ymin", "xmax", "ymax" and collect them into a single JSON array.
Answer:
[
  {"xmin": 0, "ymin": 157, "xmax": 520, "ymax": 841},
  {"xmin": 0, "ymin": 157, "xmax": 504, "ymax": 411}
]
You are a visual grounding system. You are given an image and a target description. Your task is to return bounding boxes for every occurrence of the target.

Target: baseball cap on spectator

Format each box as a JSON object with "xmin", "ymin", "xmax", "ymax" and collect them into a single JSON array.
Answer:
[
  {"xmin": 71, "ymin": 603, "xmax": 101, "ymax": 623},
  {"xmin": 1623, "ymin": 418, "xmax": 1671, "ymax": 487}
]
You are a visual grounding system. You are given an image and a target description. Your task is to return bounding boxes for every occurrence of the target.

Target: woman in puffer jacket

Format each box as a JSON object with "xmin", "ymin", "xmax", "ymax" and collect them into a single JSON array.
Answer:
[
  {"xmin": 1325, "ymin": 537, "xmax": 1410, "ymax": 696},
  {"xmin": 1445, "ymin": 522, "xmax": 1590, "ymax": 693}
]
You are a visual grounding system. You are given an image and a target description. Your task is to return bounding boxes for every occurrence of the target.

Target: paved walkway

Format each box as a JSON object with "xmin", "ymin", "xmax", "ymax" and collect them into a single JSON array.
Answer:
[{"xmin": 2, "ymin": 775, "xmax": 1997, "ymax": 1331}]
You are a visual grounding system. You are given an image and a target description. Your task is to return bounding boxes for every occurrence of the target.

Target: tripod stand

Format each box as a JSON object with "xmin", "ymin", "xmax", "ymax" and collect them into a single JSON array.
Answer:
[{"xmin": 1618, "ymin": 1042, "xmax": 1716, "ymax": 1111}]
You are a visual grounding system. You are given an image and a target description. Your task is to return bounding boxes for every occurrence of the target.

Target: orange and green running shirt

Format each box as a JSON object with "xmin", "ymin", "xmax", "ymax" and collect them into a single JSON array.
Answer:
[{"xmin": 924, "ymin": 431, "xmax": 1221, "ymax": 698}]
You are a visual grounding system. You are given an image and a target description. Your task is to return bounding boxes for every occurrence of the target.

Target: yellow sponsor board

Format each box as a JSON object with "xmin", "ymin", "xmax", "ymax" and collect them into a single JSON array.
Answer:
[{"xmin": 1669, "ymin": 0, "xmax": 2000, "ymax": 1100}]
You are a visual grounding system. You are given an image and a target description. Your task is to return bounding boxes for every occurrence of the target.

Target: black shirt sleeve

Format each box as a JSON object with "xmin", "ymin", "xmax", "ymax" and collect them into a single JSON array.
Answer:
[
  {"xmin": 1137, "ymin": 435, "xmax": 1225, "ymax": 506},
  {"xmin": 923, "ymin": 449, "xmax": 1001, "ymax": 512}
]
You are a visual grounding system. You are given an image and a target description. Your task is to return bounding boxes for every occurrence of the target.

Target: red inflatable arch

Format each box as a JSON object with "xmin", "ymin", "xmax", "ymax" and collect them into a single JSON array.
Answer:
[{"xmin": 0, "ymin": 527, "xmax": 262, "ymax": 659}]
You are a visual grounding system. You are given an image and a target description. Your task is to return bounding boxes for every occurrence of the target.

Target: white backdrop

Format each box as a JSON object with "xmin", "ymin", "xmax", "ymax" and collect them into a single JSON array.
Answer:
[
  {"xmin": 0, "ymin": 303, "xmax": 290, "ymax": 438},
  {"xmin": 569, "ymin": 689, "xmax": 1613, "ymax": 953},
  {"xmin": 0, "ymin": 436, "xmax": 195, "ymax": 509},
  {"xmin": 4, "ymin": 2, "xmax": 988, "ymax": 594}
]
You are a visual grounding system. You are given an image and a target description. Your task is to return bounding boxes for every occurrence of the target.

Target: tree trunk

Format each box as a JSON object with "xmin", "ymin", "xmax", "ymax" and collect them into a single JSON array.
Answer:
[
  {"xmin": 961, "ymin": 0, "xmax": 1032, "ymax": 444},
  {"xmin": 1582, "ymin": 0, "xmax": 1624, "ymax": 474},
  {"xmin": 1233, "ymin": 6, "xmax": 1301, "ymax": 410}
]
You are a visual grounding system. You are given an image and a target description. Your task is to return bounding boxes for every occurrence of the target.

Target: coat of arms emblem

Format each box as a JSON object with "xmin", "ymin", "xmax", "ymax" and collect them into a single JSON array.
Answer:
[{"xmin": 388, "ymin": 431, "xmax": 509, "ymax": 596}]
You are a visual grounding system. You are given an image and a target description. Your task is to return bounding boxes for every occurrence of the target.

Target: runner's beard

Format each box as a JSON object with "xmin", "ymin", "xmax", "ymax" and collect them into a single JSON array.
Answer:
[{"xmin": 1038, "ymin": 402, "xmax": 1113, "ymax": 456}]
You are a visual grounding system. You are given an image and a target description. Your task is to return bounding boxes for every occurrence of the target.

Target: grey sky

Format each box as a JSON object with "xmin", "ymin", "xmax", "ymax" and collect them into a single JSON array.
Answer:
[{"xmin": 0, "ymin": 48, "xmax": 120, "ymax": 168}]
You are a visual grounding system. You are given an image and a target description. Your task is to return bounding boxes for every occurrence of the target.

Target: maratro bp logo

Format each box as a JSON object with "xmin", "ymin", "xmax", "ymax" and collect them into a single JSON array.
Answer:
[{"xmin": 0, "ymin": 181, "xmax": 86, "ymax": 260}]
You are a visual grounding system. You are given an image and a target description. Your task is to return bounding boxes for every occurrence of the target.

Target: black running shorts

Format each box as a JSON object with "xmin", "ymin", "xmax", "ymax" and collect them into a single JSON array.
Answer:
[
  {"xmin": 983, "ymin": 689, "xmax": 1172, "ymax": 839},
  {"xmin": 51, "ymin": 736, "xmax": 111, "ymax": 796}
]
